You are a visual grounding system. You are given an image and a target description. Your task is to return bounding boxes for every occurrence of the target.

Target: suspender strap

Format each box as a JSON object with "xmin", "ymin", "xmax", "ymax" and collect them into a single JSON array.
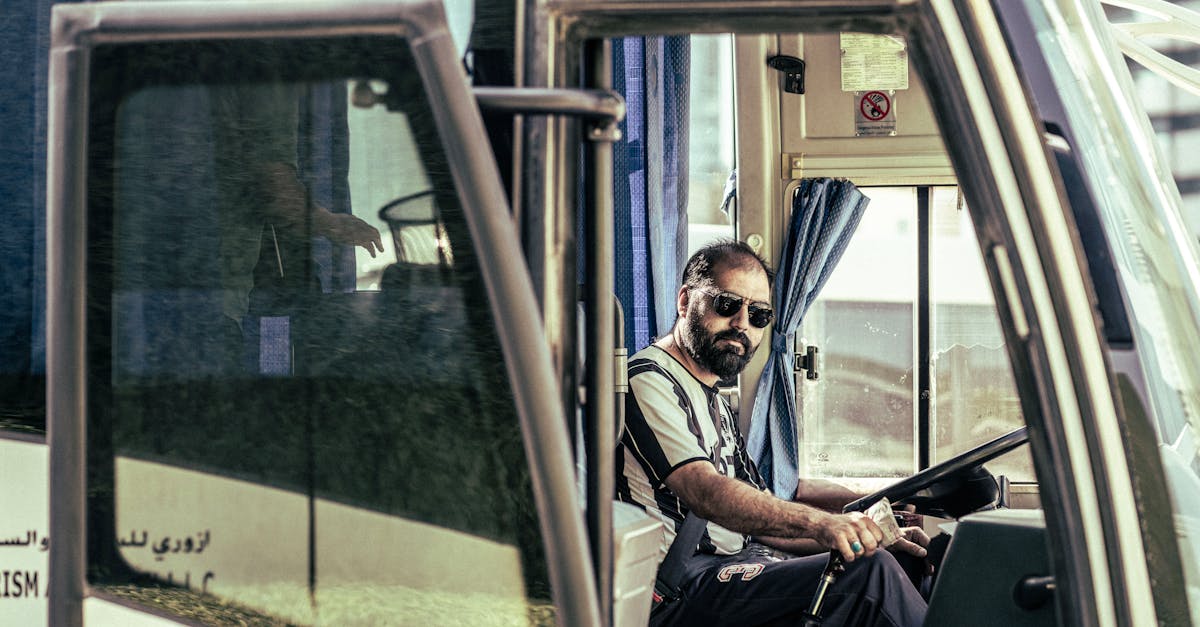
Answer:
[{"xmin": 654, "ymin": 511, "xmax": 707, "ymax": 601}]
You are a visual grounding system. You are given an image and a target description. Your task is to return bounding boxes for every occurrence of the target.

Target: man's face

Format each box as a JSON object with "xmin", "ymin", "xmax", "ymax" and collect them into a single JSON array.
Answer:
[{"xmin": 679, "ymin": 262, "xmax": 772, "ymax": 380}]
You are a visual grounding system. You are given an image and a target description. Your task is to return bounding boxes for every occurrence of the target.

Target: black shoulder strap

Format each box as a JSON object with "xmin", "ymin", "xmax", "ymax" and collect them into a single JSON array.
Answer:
[{"xmin": 654, "ymin": 510, "xmax": 707, "ymax": 601}]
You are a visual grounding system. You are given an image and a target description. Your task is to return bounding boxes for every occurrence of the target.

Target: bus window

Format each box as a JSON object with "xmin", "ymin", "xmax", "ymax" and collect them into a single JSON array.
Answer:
[
  {"xmin": 798, "ymin": 186, "xmax": 917, "ymax": 479},
  {"xmin": 1106, "ymin": 1, "xmax": 1200, "ymax": 240},
  {"xmin": 83, "ymin": 36, "xmax": 552, "ymax": 625},
  {"xmin": 928, "ymin": 187, "xmax": 1031, "ymax": 482},
  {"xmin": 688, "ymin": 34, "xmax": 737, "ymax": 252},
  {"xmin": 798, "ymin": 185, "xmax": 1033, "ymax": 483}
]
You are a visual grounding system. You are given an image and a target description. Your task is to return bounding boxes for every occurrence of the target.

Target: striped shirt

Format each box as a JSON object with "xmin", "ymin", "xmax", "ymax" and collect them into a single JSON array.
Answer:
[{"xmin": 617, "ymin": 345, "xmax": 768, "ymax": 560}]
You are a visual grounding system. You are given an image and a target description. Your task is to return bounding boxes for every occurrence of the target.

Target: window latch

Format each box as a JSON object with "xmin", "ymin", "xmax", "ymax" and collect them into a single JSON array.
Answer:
[{"xmin": 795, "ymin": 345, "xmax": 819, "ymax": 380}]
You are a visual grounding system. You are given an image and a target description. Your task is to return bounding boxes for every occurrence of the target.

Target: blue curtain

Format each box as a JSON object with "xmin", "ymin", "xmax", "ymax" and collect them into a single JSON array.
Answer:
[
  {"xmin": 612, "ymin": 36, "xmax": 690, "ymax": 353},
  {"xmin": 747, "ymin": 179, "xmax": 870, "ymax": 498}
]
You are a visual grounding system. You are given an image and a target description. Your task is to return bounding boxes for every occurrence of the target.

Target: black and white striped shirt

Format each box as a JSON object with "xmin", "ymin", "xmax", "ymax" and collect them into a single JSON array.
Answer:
[{"xmin": 617, "ymin": 345, "xmax": 768, "ymax": 559}]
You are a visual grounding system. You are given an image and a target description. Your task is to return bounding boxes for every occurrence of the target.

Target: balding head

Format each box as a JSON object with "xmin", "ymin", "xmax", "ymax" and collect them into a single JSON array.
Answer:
[{"xmin": 681, "ymin": 239, "xmax": 774, "ymax": 291}]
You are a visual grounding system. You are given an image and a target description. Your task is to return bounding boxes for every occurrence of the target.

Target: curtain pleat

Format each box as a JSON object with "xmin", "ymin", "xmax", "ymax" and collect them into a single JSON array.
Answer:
[
  {"xmin": 613, "ymin": 36, "xmax": 690, "ymax": 353},
  {"xmin": 747, "ymin": 178, "xmax": 870, "ymax": 498}
]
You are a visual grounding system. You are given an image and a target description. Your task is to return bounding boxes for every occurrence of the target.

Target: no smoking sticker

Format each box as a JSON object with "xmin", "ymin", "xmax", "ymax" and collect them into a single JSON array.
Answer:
[
  {"xmin": 860, "ymin": 91, "xmax": 890, "ymax": 120},
  {"xmin": 854, "ymin": 90, "xmax": 897, "ymax": 136}
]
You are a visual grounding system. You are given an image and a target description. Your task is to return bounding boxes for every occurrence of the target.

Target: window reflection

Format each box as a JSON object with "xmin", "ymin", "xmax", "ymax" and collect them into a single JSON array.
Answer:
[{"xmin": 89, "ymin": 38, "xmax": 551, "ymax": 625}]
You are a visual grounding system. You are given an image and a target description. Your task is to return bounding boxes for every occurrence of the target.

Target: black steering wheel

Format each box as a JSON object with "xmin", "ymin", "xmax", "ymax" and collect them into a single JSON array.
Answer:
[
  {"xmin": 801, "ymin": 422, "xmax": 1027, "ymax": 619},
  {"xmin": 842, "ymin": 426, "xmax": 1029, "ymax": 517},
  {"xmin": 802, "ymin": 427, "xmax": 1030, "ymax": 626}
]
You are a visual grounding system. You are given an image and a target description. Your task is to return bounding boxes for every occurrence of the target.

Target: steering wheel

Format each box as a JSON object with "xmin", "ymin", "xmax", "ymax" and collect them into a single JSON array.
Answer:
[
  {"xmin": 842, "ymin": 426, "xmax": 1029, "ymax": 517},
  {"xmin": 801, "ymin": 427, "xmax": 1031, "ymax": 626}
]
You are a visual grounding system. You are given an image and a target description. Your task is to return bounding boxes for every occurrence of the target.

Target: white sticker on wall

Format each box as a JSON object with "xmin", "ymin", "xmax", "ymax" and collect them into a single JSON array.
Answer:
[{"xmin": 841, "ymin": 33, "xmax": 909, "ymax": 92}]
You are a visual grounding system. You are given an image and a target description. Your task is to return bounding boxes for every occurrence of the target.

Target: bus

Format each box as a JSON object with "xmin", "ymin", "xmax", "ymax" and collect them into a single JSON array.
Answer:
[{"xmin": 2, "ymin": 0, "xmax": 1199, "ymax": 625}]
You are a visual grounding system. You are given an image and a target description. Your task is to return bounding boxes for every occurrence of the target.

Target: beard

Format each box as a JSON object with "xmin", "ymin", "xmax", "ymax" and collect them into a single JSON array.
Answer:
[{"xmin": 681, "ymin": 312, "xmax": 756, "ymax": 380}]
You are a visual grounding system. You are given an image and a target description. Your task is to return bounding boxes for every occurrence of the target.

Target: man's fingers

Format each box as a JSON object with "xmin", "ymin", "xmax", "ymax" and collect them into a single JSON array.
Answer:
[
  {"xmin": 826, "ymin": 514, "xmax": 889, "ymax": 561},
  {"xmin": 903, "ymin": 526, "xmax": 931, "ymax": 548},
  {"xmin": 859, "ymin": 532, "xmax": 878, "ymax": 554},
  {"xmin": 869, "ymin": 522, "xmax": 884, "ymax": 545},
  {"xmin": 350, "ymin": 225, "xmax": 383, "ymax": 257},
  {"xmin": 836, "ymin": 536, "xmax": 856, "ymax": 562},
  {"xmin": 854, "ymin": 517, "xmax": 883, "ymax": 552},
  {"xmin": 890, "ymin": 538, "xmax": 928, "ymax": 558}
]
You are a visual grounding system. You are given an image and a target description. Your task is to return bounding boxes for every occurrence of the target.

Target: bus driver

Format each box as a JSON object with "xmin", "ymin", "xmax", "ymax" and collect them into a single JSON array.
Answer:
[{"xmin": 617, "ymin": 239, "xmax": 929, "ymax": 626}]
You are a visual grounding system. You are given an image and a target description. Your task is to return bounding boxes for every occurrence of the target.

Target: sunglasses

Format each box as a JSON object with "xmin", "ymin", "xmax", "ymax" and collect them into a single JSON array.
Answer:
[{"xmin": 693, "ymin": 287, "xmax": 774, "ymax": 329}]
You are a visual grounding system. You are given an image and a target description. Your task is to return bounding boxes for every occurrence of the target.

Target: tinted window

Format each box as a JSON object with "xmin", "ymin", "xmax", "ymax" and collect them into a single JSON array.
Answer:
[
  {"xmin": 0, "ymin": 0, "xmax": 45, "ymax": 441},
  {"xmin": 86, "ymin": 37, "xmax": 550, "ymax": 624}
]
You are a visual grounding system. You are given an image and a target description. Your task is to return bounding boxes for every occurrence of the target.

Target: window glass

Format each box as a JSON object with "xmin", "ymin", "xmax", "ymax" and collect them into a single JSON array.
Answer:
[
  {"xmin": 929, "ymin": 187, "xmax": 1033, "ymax": 481},
  {"xmin": 798, "ymin": 186, "xmax": 1031, "ymax": 481},
  {"xmin": 799, "ymin": 187, "xmax": 916, "ymax": 479},
  {"xmin": 347, "ymin": 81, "xmax": 436, "ymax": 290},
  {"xmin": 87, "ymin": 37, "xmax": 550, "ymax": 625},
  {"xmin": 1040, "ymin": 1, "xmax": 1200, "ymax": 614},
  {"xmin": 1170, "ymin": 128, "xmax": 1200, "ymax": 179},
  {"xmin": 0, "ymin": 402, "xmax": 42, "ymax": 437},
  {"xmin": 0, "ymin": 2, "xmax": 46, "ymax": 440},
  {"xmin": 687, "ymin": 34, "xmax": 736, "ymax": 252},
  {"xmin": 1108, "ymin": 1, "xmax": 1200, "ymax": 216}
]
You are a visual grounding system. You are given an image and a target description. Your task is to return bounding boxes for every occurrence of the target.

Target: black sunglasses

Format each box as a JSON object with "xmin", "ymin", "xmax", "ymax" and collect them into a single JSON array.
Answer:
[{"xmin": 693, "ymin": 287, "xmax": 774, "ymax": 329}]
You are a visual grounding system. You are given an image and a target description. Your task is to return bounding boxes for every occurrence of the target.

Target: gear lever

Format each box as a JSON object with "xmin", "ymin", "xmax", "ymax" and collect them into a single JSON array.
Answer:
[
  {"xmin": 800, "ymin": 498, "xmax": 903, "ymax": 625},
  {"xmin": 800, "ymin": 551, "xmax": 845, "ymax": 626}
]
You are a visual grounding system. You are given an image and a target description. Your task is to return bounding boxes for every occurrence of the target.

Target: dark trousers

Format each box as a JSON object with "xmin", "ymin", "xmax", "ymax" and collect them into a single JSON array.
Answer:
[{"xmin": 651, "ymin": 547, "xmax": 927, "ymax": 627}]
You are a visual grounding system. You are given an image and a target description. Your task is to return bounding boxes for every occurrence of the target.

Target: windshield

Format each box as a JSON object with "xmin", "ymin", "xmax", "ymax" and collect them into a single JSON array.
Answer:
[{"xmin": 1025, "ymin": 0, "xmax": 1200, "ymax": 618}]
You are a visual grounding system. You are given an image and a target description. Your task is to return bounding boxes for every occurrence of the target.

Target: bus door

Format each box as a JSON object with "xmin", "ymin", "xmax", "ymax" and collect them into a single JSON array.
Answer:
[
  {"xmin": 43, "ymin": 1, "xmax": 596, "ymax": 625},
  {"xmin": 524, "ymin": 0, "xmax": 1198, "ymax": 625}
]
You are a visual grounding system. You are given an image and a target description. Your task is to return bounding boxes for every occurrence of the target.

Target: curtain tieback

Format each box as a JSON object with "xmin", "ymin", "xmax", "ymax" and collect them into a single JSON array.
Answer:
[{"xmin": 771, "ymin": 330, "xmax": 792, "ymax": 356}]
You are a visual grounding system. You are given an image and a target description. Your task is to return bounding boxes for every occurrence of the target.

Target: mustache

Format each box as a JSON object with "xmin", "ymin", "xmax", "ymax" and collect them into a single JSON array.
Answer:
[{"xmin": 713, "ymin": 329, "xmax": 751, "ymax": 352}]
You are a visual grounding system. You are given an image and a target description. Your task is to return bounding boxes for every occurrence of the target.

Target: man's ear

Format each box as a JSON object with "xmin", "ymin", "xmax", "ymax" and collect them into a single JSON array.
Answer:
[{"xmin": 676, "ymin": 286, "xmax": 690, "ymax": 318}]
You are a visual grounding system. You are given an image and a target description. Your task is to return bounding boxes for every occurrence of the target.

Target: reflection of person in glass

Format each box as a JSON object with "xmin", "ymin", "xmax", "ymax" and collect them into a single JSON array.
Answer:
[
  {"xmin": 617, "ymin": 239, "xmax": 928, "ymax": 626},
  {"xmin": 212, "ymin": 82, "xmax": 383, "ymax": 331}
]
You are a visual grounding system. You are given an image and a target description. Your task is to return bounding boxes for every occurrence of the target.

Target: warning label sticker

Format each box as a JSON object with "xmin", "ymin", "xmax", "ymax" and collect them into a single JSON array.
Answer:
[
  {"xmin": 841, "ymin": 33, "xmax": 909, "ymax": 92},
  {"xmin": 855, "ymin": 91, "xmax": 896, "ymax": 137}
]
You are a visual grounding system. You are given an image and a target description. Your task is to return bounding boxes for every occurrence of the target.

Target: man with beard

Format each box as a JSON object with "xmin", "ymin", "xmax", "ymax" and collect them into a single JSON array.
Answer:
[{"xmin": 617, "ymin": 239, "xmax": 928, "ymax": 626}]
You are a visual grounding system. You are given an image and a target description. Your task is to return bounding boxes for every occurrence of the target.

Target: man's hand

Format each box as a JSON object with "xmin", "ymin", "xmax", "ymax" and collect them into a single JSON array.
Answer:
[
  {"xmin": 886, "ymin": 525, "xmax": 930, "ymax": 560},
  {"xmin": 257, "ymin": 162, "xmax": 385, "ymax": 258},
  {"xmin": 322, "ymin": 212, "xmax": 385, "ymax": 257},
  {"xmin": 815, "ymin": 511, "xmax": 885, "ymax": 562}
]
